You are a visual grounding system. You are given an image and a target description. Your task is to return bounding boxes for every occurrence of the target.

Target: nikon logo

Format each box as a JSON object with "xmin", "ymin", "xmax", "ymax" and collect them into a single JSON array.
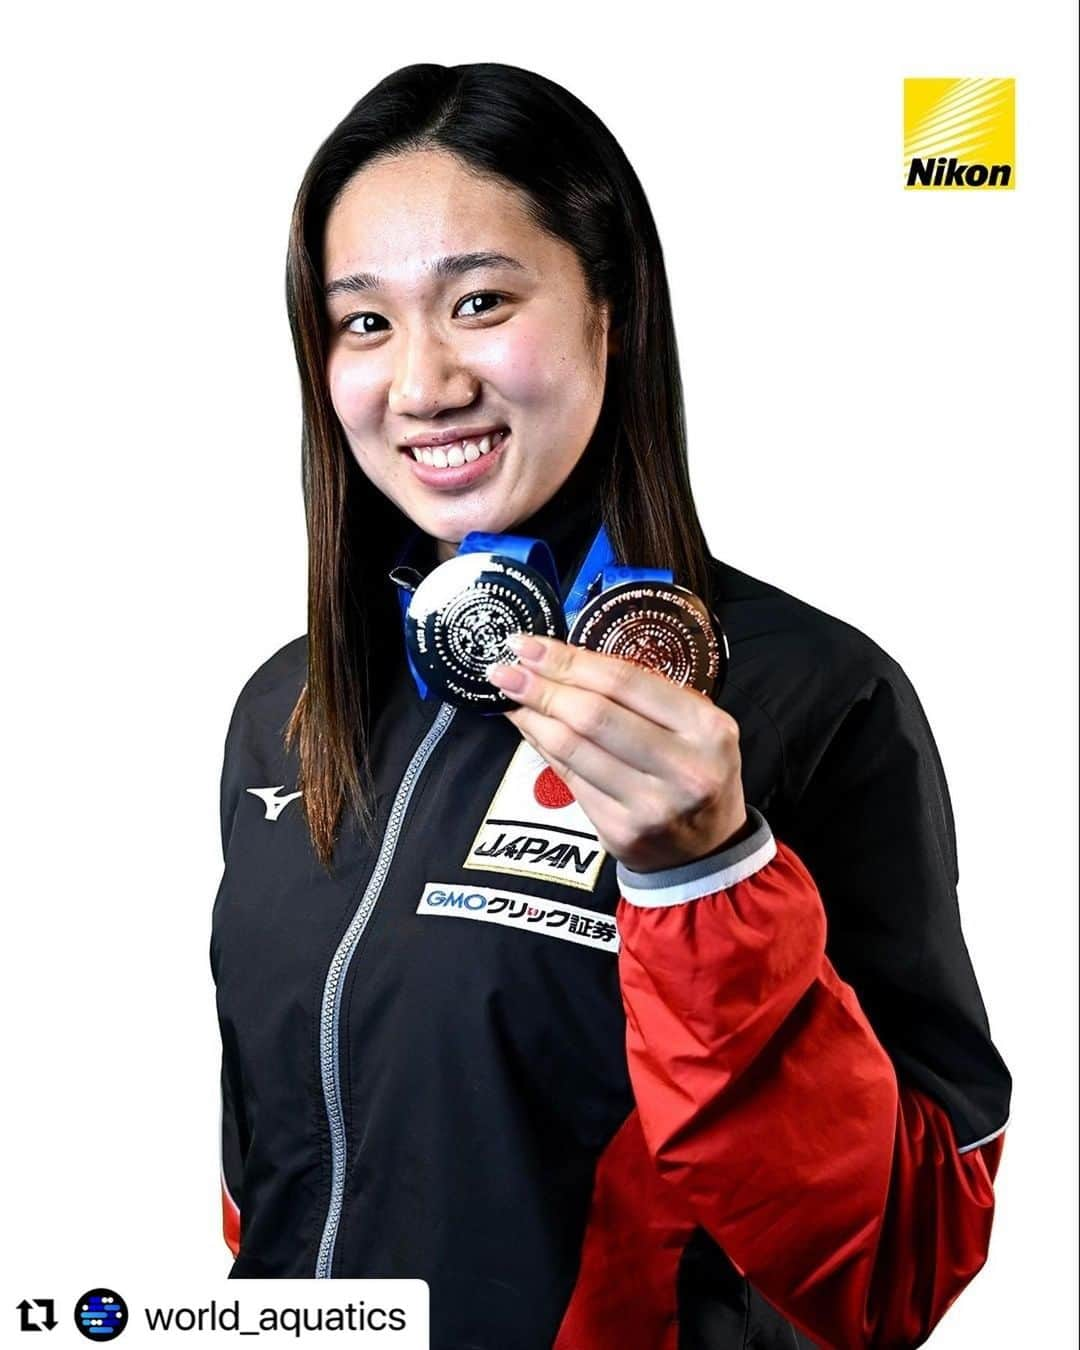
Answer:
[
  {"xmin": 904, "ymin": 78, "xmax": 1015, "ymax": 190},
  {"xmin": 907, "ymin": 157, "xmax": 1011, "ymax": 188}
]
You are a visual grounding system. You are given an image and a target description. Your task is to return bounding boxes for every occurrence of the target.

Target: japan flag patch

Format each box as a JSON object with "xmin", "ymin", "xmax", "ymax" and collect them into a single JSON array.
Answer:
[{"xmin": 462, "ymin": 739, "xmax": 607, "ymax": 892}]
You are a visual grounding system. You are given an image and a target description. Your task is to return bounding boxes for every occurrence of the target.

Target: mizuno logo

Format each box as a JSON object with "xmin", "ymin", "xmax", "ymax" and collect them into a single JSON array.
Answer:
[{"xmin": 246, "ymin": 785, "xmax": 303, "ymax": 821}]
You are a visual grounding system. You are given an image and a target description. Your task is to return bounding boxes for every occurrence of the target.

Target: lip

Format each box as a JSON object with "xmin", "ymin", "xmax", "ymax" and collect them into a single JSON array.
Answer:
[
  {"xmin": 402, "ymin": 431, "xmax": 510, "ymax": 491},
  {"xmin": 401, "ymin": 423, "xmax": 509, "ymax": 449}
]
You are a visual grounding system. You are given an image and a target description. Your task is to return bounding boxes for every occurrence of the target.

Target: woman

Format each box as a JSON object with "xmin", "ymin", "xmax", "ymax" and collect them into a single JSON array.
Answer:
[{"xmin": 210, "ymin": 62, "xmax": 1011, "ymax": 1349}]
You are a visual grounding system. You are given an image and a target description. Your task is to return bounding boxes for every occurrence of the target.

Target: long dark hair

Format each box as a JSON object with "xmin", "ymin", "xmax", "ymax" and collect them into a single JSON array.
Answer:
[{"xmin": 283, "ymin": 62, "xmax": 714, "ymax": 871}]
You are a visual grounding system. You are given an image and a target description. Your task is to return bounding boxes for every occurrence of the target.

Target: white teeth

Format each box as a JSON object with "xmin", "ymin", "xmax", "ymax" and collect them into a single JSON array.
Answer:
[{"xmin": 413, "ymin": 430, "xmax": 507, "ymax": 469}]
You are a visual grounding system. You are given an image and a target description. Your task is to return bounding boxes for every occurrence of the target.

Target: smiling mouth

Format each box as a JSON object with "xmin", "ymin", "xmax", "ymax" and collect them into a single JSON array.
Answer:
[{"xmin": 403, "ymin": 428, "xmax": 510, "ymax": 469}]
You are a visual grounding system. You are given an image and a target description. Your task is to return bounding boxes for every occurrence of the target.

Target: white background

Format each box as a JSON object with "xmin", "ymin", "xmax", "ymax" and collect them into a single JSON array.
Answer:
[{"xmin": 2, "ymin": 1, "xmax": 1076, "ymax": 1344}]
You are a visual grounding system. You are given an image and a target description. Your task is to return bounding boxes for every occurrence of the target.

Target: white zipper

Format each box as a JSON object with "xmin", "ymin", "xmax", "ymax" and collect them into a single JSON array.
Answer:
[{"xmin": 314, "ymin": 700, "xmax": 457, "ymax": 1277}]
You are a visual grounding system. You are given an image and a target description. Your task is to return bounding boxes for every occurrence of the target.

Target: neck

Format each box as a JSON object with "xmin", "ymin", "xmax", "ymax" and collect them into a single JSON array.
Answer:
[
  {"xmin": 506, "ymin": 447, "xmax": 607, "ymax": 592},
  {"xmin": 450, "ymin": 412, "xmax": 613, "ymax": 577},
  {"xmin": 422, "ymin": 403, "xmax": 617, "ymax": 583}
]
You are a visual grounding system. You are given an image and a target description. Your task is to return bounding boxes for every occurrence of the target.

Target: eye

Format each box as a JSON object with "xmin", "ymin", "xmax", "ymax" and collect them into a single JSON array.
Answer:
[
  {"xmin": 340, "ymin": 312, "xmax": 389, "ymax": 336},
  {"xmin": 455, "ymin": 291, "xmax": 504, "ymax": 319},
  {"xmin": 337, "ymin": 292, "xmax": 506, "ymax": 337}
]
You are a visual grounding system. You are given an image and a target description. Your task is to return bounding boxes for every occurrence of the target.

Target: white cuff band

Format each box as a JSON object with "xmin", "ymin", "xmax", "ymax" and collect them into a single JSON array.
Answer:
[{"xmin": 617, "ymin": 806, "xmax": 777, "ymax": 908}]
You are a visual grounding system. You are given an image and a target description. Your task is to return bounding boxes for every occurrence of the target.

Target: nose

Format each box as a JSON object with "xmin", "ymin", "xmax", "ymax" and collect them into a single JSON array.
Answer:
[{"xmin": 388, "ymin": 323, "xmax": 477, "ymax": 419}]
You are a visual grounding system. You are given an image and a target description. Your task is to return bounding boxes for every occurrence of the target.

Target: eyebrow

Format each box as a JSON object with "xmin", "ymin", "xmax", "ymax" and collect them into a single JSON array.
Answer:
[{"xmin": 324, "ymin": 251, "xmax": 528, "ymax": 300}]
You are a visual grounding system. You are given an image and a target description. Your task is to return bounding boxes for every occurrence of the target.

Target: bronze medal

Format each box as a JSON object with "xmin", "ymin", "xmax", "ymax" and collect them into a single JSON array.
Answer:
[{"xmin": 567, "ymin": 580, "xmax": 725, "ymax": 695}]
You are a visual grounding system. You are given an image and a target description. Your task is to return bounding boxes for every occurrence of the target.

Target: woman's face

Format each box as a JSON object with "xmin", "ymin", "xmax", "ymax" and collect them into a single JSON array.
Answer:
[{"xmin": 322, "ymin": 149, "xmax": 615, "ymax": 562}]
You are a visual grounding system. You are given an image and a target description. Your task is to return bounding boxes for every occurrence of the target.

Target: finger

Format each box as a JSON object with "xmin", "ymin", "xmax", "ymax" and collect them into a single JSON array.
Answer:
[
  {"xmin": 490, "ymin": 661, "xmax": 686, "ymax": 779},
  {"xmin": 506, "ymin": 632, "xmax": 716, "ymax": 737},
  {"xmin": 504, "ymin": 704, "xmax": 654, "ymax": 811}
]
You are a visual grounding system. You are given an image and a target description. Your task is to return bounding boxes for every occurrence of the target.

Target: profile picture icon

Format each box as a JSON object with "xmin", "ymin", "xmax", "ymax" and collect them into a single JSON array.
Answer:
[{"xmin": 73, "ymin": 1289, "xmax": 127, "ymax": 1339}]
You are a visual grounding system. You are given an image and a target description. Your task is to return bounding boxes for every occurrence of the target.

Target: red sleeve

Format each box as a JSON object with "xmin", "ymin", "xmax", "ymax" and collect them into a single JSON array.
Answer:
[
  {"xmin": 221, "ymin": 1178, "xmax": 241, "ymax": 1259},
  {"xmin": 219, "ymin": 1061, "xmax": 245, "ymax": 1259},
  {"xmin": 616, "ymin": 837, "xmax": 1005, "ymax": 1350}
]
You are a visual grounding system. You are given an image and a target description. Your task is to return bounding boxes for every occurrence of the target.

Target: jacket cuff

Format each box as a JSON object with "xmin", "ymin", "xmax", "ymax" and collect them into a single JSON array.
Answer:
[{"xmin": 616, "ymin": 805, "xmax": 777, "ymax": 908}]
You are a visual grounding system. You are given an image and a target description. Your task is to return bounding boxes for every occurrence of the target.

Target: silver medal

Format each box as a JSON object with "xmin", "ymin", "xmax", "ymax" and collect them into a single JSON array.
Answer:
[{"xmin": 405, "ymin": 551, "xmax": 567, "ymax": 708}]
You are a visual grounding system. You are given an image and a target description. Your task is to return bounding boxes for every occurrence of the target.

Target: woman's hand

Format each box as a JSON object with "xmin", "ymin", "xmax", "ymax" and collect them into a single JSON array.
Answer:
[{"xmin": 487, "ymin": 632, "xmax": 748, "ymax": 874}]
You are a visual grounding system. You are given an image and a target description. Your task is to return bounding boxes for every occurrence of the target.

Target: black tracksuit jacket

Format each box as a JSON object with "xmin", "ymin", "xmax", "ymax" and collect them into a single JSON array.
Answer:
[{"xmin": 210, "ymin": 476, "xmax": 1011, "ymax": 1349}]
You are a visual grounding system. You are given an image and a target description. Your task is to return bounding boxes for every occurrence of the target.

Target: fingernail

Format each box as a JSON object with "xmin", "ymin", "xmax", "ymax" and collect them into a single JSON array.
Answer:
[
  {"xmin": 506, "ymin": 632, "xmax": 544, "ymax": 661},
  {"xmin": 487, "ymin": 663, "xmax": 526, "ymax": 691}
]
